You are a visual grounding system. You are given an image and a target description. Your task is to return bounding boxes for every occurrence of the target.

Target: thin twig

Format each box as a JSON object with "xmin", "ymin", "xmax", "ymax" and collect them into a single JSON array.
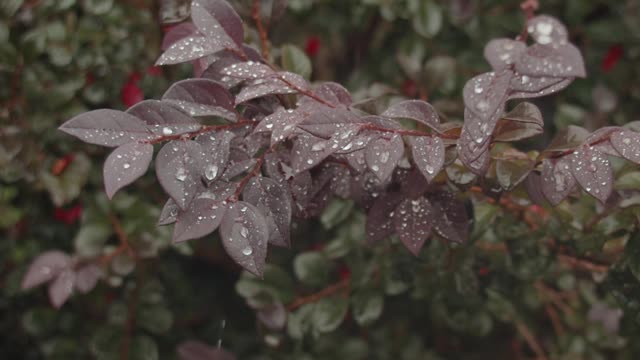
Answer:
[
  {"xmin": 286, "ymin": 278, "xmax": 350, "ymax": 311},
  {"xmin": 557, "ymin": 254, "xmax": 609, "ymax": 274},
  {"xmin": 515, "ymin": 320, "xmax": 548, "ymax": 360},
  {"xmin": 252, "ymin": 0, "xmax": 270, "ymax": 60}
]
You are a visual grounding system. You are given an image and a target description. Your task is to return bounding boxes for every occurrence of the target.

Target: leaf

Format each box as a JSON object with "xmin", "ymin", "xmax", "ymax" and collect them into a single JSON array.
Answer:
[
  {"xmin": 220, "ymin": 202, "xmax": 269, "ymax": 277},
  {"xmin": 22, "ymin": 251, "xmax": 71, "ymax": 290},
  {"xmin": 155, "ymin": 141, "xmax": 204, "ymax": 210},
  {"xmin": 546, "ymin": 125, "xmax": 590, "ymax": 152},
  {"xmin": 496, "ymin": 158, "xmax": 533, "ymax": 190},
  {"xmin": 429, "ymin": 191, "xmax": 470, "ymax": 243},
  {"xmin": 352, "ymin": 291, "xmax": 384, "ymax": 326},
  {"xmin": 221, "ymin": 61, "xmax": 275, "ymax": 81},
  {"xmin": 501, "ymin": 102, "xmax": 543, "ymax": 125},
  {"xmin": 103, "ymin": 142, "xmax": 153, "ymax": 199},
  {"xmin": 196, "ymin": 130, "xmax": 235, "ymax": 183},
  {"xmin": 161, "ymin": 22, "xmax": 197, "ymax": 50},
  {"xmin": 281, "ymin": 44, "xmax": 312, "ymax": 79},
  {"xmin": 235, "ymin": 72, "xmax": 308, "ymax": 104},
  {"xmin": 75, "ymin": 265, "xmax": 102, "ymax": 294},
  {"xmin": 541, "ymin": 158, "xmax": 576, "ymax": 206},
  {"xmin": 494, "ymin": 104, "xmax": 544, "ymax": 142},
  {"xmin": 516, "ymin": 43, "xmax": 586, "ymax": 79},
  {"xmin": 463, "ymin": 70, "xmax": 512, "ymax": 121},
  {"xmin": 48, "ymin": 269, "xmax": 75, "ymax": 309},
  {"xmin": 126, "ymin": 100, "xmax": 202, "ymax": 136},
  {"xmin": 393, "ymin": 197, "xmax": 434, "ymax": 256},
  {"xmin": 382, "ymin": 100, "xmax": 440, "ymax": 131},
  {"xmin": 483, "ymin": 38, "xmax": 526, "ymax": 71},
  {"xmin": 155, "ymin": 36, "xmax": 226, "ymax": 66},
  {"xmin": 365, "ymin": 192, "xmax": 403, "ymax": 244},
  {"xmin": 162, "ymin": 79, "xmax": 236, "ymax": 120},
  {"xmin": 191, "ymin": 0, "xmax": 244, "ymax": 47},
  {"xmin": 59, "ymin": 109, "xmax": 153, "ymax": 147},
  {"xmin": 138, "ymin": 305, "xmax": 173, "ymax": 334},
  {"xmin": 311, "ymin": 296, "xmax": 348, "ymax": 333},
  {"xmin": 158, "ymin": 199, "xmax": 180, "ymax": 225},
  {"xmin": 293, "ymin": 252, "xmax": 329, "ymax": 286},
  {"xmin": 611, "ymin": 130, "xmax": 640, "ymax": 164},
  {"xmin": 297, "ymin": 107, "xmax": 362, "ymax": 138},
  {"xmin": 300, "ymin": 82, "xmax": 352, "ymax": 107},
  {"xmin": 243, "ymin": 177, "xmax": 293, "ymax": 247},
  {"xmin": 177, "ymin": 341, "xmax": 236, "ymax": 360},
  {"xmin": 257, "ymin": 301, "xmax": 287, "ymax": 330},
  {"xmin": 527, "ymin": 15, "xmax": 569, "ymax": 46},
  {"xmin": 173, "ymin": 198, "xmax": 227, "ymax": 242},
  {"xmin": 365, "ymin": 135, "xmax": 404, "ymax": 182},
  {"xmin": 254, "ymin": 107, "xmax": 307, "ymax": 146},
  {"xmin": 508, "ymin": 77, "xmax": 573, "ymax": 100},
  {"xmin": 130, "ymin": 335, "xmax": 159, "ymax": 360},
  {"xmin": 412, "ymin": 0, "xmax": 442, "ymax": 38},
  {"xmin": 410, "ymin": 136, "xmax": 444, "ymax": 183},
  {"xmin": 570, "ymin": 146, "xmax": 613, "ymax": 203}
]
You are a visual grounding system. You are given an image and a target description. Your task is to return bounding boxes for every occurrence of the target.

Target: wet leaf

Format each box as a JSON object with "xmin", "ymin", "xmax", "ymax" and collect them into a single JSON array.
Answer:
[
  {"xmin": 611, "ymin": 130, "xmax": 640, "ymax": 164},
  {"xmin": 527, "ymin": 15, "xmax": 569, "ymax": 46},
  {"xmin": 155, "ymin": 141, "xmax": 204, "ymax": 210},
  {"xmin": 59, "ymin": 110, "xmax": 152, "ymax": 147},
  {"xmin": 162, "ymin": 79, "xmax": 236, "ymax": 120},
  {"xmin": 429, "ymin": 191, "xmax": 469, "ymax": 243},
  {"xmin": 570, "ymin": 146, "xmax": 613, "ymax": 203},
  {"xmin": 196, "ymin": 130, "xmax": 235, "ymax": 183},
  {"xmin": 220, "ymin": 202, "xmax": 269, "ymax": 277},
  {"xmin": 48, "ymin": 269, "xmax": 75, "ymax": 309},
  {"xmin": 484, "ymin": 38, "xmax": 526, "ymax": 71},
  {"xmin": 158, "ymin": 199, "xmax": 180, "ymax": 225},
  {"xmin": 173, "ymin": 198, "xmax": 227, "ymax": 242},
  {"xmin": 191, "ymin": 0, "xmax": 244, "ymax": 47},
  {"xmin": 410, "ymin": 136, "xmax": 444, "ymax": 183},
  {"xmin": 104, "ymin": 142, "xmax": 153, "ymax": 199},
  {"xmin": 312, "ymin": 296, "xmax": 348, "ymax": 333},
  {"xmin": 365, "ymin": 135, "xmax": 404, "ymax": 182},
  {"xmin": 393, "ymin": 197, "xmax": 434, "ymax": 256},
  {"xmin": 75, "ymin": 265, "xmax": 102, "ymax": 294},
  {"xmin": 516, "ymin": 44, "xmax": 586, "ymax": 79},
  {"xmin": 243, "ymin": 176, "xmax": 292, "ymax": 247},
  {"xmin": 382, "ymin": 100, "xmax": 440, "ymax": 131},
  {"xmin": 22, "ymin": 251, "xmax": 71, "ymax": 290},
  {"xmin": 126, "ymin": 100, "xmax": 202, "ymax": 137},
  {"xmin": 366, "ymin": 192, "xmax": 404, "ymax": 245},
  {"xmin": 541, "ymin": 158, "xmax": 576, "ymax": 205},
  {"xmin": 156, "ymin": 36, "xmax": 228, "ymax": 66}
]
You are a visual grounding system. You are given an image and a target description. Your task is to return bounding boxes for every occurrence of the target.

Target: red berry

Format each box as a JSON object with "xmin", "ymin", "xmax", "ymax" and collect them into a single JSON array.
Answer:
[
  {"xmin": 305, "ymin": 36, "xmax": 321, "ymax": 57},
  {"xmin": 54, "ymin": 203, "xmax": 83, "ymax": 225},
  {"xmin": 121, "ymin": 72, "xmax": 144, "ymax": 107},
  {"xmin": 601, "ymin": 45, "xmax": 623, "ymax": 73}
]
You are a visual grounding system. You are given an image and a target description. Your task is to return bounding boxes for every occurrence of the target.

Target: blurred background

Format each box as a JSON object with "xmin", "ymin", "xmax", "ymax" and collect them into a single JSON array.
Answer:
[{"xmin": 2, "ymin": 0, "xmax": 640, "ymax": 359}]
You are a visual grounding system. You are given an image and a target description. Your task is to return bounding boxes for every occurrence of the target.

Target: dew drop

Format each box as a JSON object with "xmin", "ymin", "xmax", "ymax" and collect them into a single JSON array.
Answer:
[
  {"xmin": 123, "ymin": 163, "xmax": 130, "ymax": 169},
  {"xmin": 162, "ymin": 127, "xmax": 174, "ymax": 136},
  {"xmin": 242, "ymin": 246, "xmax": 253, "ymax": 256}
]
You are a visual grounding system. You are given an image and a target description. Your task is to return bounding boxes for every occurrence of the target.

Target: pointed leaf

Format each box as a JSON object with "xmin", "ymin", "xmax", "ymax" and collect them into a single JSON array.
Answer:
[
  {"xmin": 516, "ymin": 44, "xmax": 586, "ymax": 78},
  {"xmin": 611, "ymin": 130, "xmax": 640, "ymax": 164},
  {"xmin": 22, "ymin": 251, "xmax": 71, "ymax": 290},
  {"xmin": 59, "ymin": 109, "xmax": 153, "ymax": 147},
  {"xmin": 158, "ymin": 199, "xmax": 180, "ymax": 225},
  {"xmin": 196, "ymin": 130, "xmax": 235, "ymax": 183},
  {"xmin": 382, "ymin": 100, "xmax": 440, "ymax": 131},
  {"xmin": 173, "ymin": 198, "xmax": 227, "ymax": 243},
  {"xmin": 393, "ymin": 197, "xmax": 434, "ymax": 256},
  {"xmin": 191, "ymin": 0, "xmax": 244, "ymax": 47},
  {"xmin": 75, "ymin": 264, "xmax": 102, "ymax": 294},
  {"xmin": 220, "ymin": 202, "xmax": 269, "ymax": 276},
  {"xmin": 126, "ymin": 100, "xmax": 201, "ymax": 136},
  {"xmin": 483, "ymin": 38, "xmax": 526, "ymax": 71},
  {"xmin": 156, "ymin": 36, "xmax": 226, "ymax": 66},
  {"xmin": 365, "ymin": 135, "xmax": 404, "ymax": 182},
  {"xmin": 410, "ymin": 136, "xmax": 444, "ymax": 183},
  {"xmin": 541, "ymin": 158, "xmax": 576, "ymax": 206},
  {"xmin": 527, "ymin": 15, "xmax": 569, "ymax": 46},
  {"xmin": 570, "ymin": 146, "xmax": 613, "ymax": 203},
  {"xmin": 366, "ymin": 192, "xmax": 404, "ymax": 245},
  {"xmin": 48, "ymin": 269, "xmax": 75, "ymax": 309},
  {"xmin": 155, "ymin": 141, "xmax": 204, "ymax": 209},
  {"xmin": 243, "ymin": 177, "xmax": 292, "ymax": 247},
  {"xmin": 162, "ymin": 79, "xmax": 236, "ymax": 120},
  {"xmin": 463, "ymin": 70, "xmax": 512, "ymax": 121},
  {"xmin": 235, "ymin": 72, "xmax": 308, "ymax": 104},
  {"xmin": 104, "ymin": 142, "xmax": 153, "ymax": 199},
  {"xmin": 429, "ymin": 191, "xmax": 469, "ymax": 243}
]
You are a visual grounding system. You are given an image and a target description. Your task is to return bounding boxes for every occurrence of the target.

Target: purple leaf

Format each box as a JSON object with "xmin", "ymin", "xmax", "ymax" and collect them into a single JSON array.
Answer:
[
  {"xmin": 155, "ymin": 141, "xmax": 204, "ymax": 210},
  {"xmin": 161, "ymin": 22, "xmax": 197, "ymax": 50},
  {"xmin": 297, "ymin": 107, "xmax": 362, "ymax": 138},
  {"xmin": 483, "ymin": 38, "xmax": 526, "ymax": 71},
  {"xmin": 221, "ymin": 61, "xmax": 275, "ymax": 81},
  {"xmin": 190, "ymin": 0, "xmax": 236, "ymax": 44},
  {"xmin": 254, "ymin": 107, "xmax": 307, "ymax": 146},
  {"xmin": 257, "ymin": 301, "xmax": 287, "ymax": 330},
  {"xmin": 156, "ymin": 36, "xmax": 227, "ymax": 66},
  {"xmin": 410, "ymin": 136, "xmax": 444, "ymax": 183},
  {"xmin": 75, "ymin": 264, "xmax": 102, "ymax": 294},
  {"xmin": 201, "ymin": 51, "xmax": 248, "ymax": 88},
  {"xmin": 515, "ymin": 44, "xmax": 586, "ymax": 79},
  {"xmin": 463, "ymin": 70, "xmax": 512, "ymax": 121},
  {"xmin": 173, "ymin": 198, "xmax": 227, "ymax": 242},
  {"xmin": 59, "ymin": 109, "xmax": 153, "ymax": 147},
  {"xmin": 290, "ymin": 133, "xmax": 352, "ymax": 175},
  {"xmin": 191, "ymin": 0, "xmax": 244, "ymax": 47},
  {"xmin": 429, "ymin": 191, "xmax": 469, "ymax": 243},
  {"xmin": 22, "ymin": 251, "xmax": 71, "ymax": 290},
  {"xmin": 103, "ymin": 142, "xmax": 153, "ymax": 199},
  {"xmin": 382, "ymin": 100, "xmax": 440, "ymax": 131},
  {"xmin": 177, "ymin": 341, "xmax": 236, "ymax": 360},
  {"xmin": 235, "ymin": 72, "xmax": 308, "ymax": 104},
  {"xmin": 570, "ymin": 146, "xmax": 613, "ymax": 203},
  {"xmin": 48, "ymin": 269, "xmax": 75, "ymax": 309},
  {"xmin": 196, "ymin": 130, "xmax": 235, "ymax": 183},
  {"xmin": 457, "ymin": 126, "xmax": 491, "ymax": 175},
  {"xmin": 158, "ymin": 199, "xmax": 180, "ymax": 225},
  {"xmin": 541, "ymin": 158, "xmax": 576, "ymax": 206},
  {"xmin": 527, "ymin": 15, "xmax": 568, "ymax": 46},
  {"xmin": 162, "ymin": 79, "xmax": 236, "ymax": 120},
  {"xmin": 220, "ymin": 202, "xmax": 269, "ymax": 276},
  {"xmin": 393, "ymin": 197, "xmax": 434, "ymax": 256},
  {"xmin": 525, "ymin": 171, "xmax": 547, "ymax": 206},
  {"xmin": 366, "ymin": 192, "xmax": 404, "ymax": 245},
  {"xmin": 126, "ymin": 100, "xmax": 201, "ymax": 137},
  {"xmin": 546, "ymin": 125, "xmax": 590, "ymax": 152},
  {"xmin": 508, "ymin": 77, "xmax": 572, "ymax": 100},
  {"xmin": 243, "ymin": 177, "xmax": 292, "ymax": 247},
  {"xmin": 304, "ymin": 82, "xmax": 352, "ymax": 107},
  {"xmin": 611, "ymin": 130, "xmax": 640, "ymax": 164},
  {"xmin": 365, "ymin": 135, "xmax": 404, "ymax": 182}
]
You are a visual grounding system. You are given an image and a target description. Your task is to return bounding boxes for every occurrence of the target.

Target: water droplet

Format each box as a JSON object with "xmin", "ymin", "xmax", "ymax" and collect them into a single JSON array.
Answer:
[
  {"xmin": 175, "ymin": 168, "xmax": 187, "ymax": 182},
  {"xmin": 240, "ymin": 226, "xmax": 249, "ymax": 238},
  {"xmin": 205, "ymin": 164, "xmax": 219, "ymax": 180},
  {"xmin": 242, "ymin": 246, "xmax": 253, "ymax": 255},
  {"xmin": 123, "ymin": 163, "xmax": 130, "ymax": 169},
  {"xmin": 474, "ymin": 85, "xmax": 483, "ymax": 94},
  {"xmin": 380, "ymin": 152, "xmax": 390, "ymax": 164},
  {"xmin": 162, "ymin": 127, "xmax": 174, "ymax": 136}
]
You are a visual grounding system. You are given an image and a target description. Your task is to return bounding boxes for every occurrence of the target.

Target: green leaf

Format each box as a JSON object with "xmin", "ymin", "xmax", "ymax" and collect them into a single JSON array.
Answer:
[
  {"xmin": 616, "ymin": 171, "xmax": 640, "ymax": 190},
  {"xmin": 281, "ymin": 44, "xmax": 312, "ymax": 80},
  {"xmin": 82, "ymin": 0, "xmax": 114, "ymax": 15},
  {"xmin": 293, "ymin": 252, "xmax": 330, "ymax": 287},
  {"xmin": 74, "ymin": 223, "xmax": 112, "ymax": 257},
  {"xmin": 0, "ymin": 0, "xmax": 24, "ymax": 17},
  {"xmin": 311, "ymin": 296, "xmax": 348, "ymax": 333},
  {"xmin": 287, "ymin": 303, "xmax": 314, "ymax": 339},
  {"xmin": 495, "ymin": 157, "xmax": 533, "ymax": 190},
  {"xmin": 352, "ymin": 291, "xmax": 384, "ymax": 325},
  {"xmin": 130, "ymin": 335, "xmax": 159, "ymax": 360},
  {"xmin": 137, "ymin": 305, "xmax": 173, "ymax": 334},
  {"xmin": 320, "ymin": 199, "xmax": 354, "ymax": 229},
  {"xmin": 411, "ymin": 0, "xmax": 442, "ymax": 38}
]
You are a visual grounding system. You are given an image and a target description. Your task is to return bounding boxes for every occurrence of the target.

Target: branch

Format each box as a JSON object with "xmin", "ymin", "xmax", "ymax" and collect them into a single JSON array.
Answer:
[
  {"xmin": 146, "ymin": 120, "xmax": 254, "ymax": 145},
  {"xmin": 286, "ymin": 278, "xmax": 350, "ymax": 311},
  {"xmin": 515, "ymin": 320, "xmax": 548, "ymax": 360},
  {"xmin": 252, "ymin": 0, "xmax": 270, "ymax": 60},
  {"xmin": 557, "ymin": 254, "xmax": 609, "ymax": 274}
]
